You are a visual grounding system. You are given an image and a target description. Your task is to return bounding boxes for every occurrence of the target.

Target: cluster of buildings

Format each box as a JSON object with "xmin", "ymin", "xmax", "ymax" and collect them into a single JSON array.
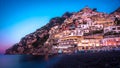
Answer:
[
  {"xmin": 46, "ymin": 7, "xmax": 120, "ymax": 53},
  {"xmin": 103, "ymin": 25, "xmax": 120, "ymax": 46}
]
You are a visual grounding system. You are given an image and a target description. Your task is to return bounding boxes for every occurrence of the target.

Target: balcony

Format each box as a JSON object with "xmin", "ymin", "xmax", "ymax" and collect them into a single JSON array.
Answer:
[
  {"xmin": 104, "ymin": 35, "xmax": 120, "ymax": 38},
  {"xmin": 104, "ymin": 31, "xmax": 120, "ymax": 38},
  {"xmin": 84, "ymin": 30, "xmax": 103, "ymax": 36}
]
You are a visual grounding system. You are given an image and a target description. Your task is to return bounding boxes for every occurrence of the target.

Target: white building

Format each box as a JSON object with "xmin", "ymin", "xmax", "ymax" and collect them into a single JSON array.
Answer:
[{"xmin": 104, "ymin": 26, "xmax": 120, "ymax": 33}]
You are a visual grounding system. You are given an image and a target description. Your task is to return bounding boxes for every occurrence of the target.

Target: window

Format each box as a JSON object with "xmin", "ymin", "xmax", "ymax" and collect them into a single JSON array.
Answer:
[
  {"xmin": 117, "ymin": 27, "xmax": 120, "ymax": 30},
  {"xmin": 69, "ymin": 24, "xmax": 75, "ymax": 30},
  {"xmin": 112, "ymin": 28, "xmax": 116, "ymax": 30}
]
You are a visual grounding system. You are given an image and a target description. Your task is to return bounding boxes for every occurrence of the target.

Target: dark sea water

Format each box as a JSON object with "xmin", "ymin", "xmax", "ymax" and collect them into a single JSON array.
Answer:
[
  {"xmin": 0, "ymin": 55, "xmax": 62, "ymax": 68},
  {"xmin": 0, "ymin": 51, "xmax": 120, "ymax": 68}
]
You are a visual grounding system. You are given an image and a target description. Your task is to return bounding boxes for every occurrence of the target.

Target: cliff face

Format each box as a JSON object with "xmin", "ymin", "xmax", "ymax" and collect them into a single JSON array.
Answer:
[
  {"xmin": 5, "ymin": 12, "xmax": 73, "ymax": 55},
  {"xmin": 5, "ymin": 7, "xmax": 120, "ymax": 55}
]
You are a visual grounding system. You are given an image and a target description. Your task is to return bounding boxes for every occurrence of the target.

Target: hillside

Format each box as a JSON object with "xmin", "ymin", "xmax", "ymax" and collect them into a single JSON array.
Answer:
[{"xmin": 5, "ymin": 7, "xmax": 120, "ymax": 55}]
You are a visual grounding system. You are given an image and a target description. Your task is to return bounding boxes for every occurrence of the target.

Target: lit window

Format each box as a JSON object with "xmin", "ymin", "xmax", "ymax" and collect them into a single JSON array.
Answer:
[{"xmin": 96, "ymin": 44, "xmax": 99, "ymax": 46}]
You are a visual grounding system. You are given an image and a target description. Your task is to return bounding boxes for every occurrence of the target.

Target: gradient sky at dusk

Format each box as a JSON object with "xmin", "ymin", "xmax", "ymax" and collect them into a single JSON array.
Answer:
[{"xmin": 0, "ymin": 0, "xmax": 120, "ymax": 53}]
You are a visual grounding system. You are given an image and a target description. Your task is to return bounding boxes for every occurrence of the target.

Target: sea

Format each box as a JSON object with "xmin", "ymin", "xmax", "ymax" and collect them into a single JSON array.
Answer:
[
  {"xmin": 0, "ymin": 55, "xmax": 62, "ymax": 68},
  {"xmin": 0, "ymin": 51, "xmax": 120, "ymax": 68}
]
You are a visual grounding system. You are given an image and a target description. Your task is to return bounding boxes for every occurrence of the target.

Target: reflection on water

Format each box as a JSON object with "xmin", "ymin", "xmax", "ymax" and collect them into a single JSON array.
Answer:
[{"xmin": 0, "ymin": 55, "xmax": 63, "ymax": 68}]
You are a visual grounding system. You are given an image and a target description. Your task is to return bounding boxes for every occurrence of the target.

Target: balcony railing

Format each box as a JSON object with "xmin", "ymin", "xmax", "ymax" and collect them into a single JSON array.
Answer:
[{"xmin": 104, "ymin": 35, "xmax": 120, "ymax": 38}]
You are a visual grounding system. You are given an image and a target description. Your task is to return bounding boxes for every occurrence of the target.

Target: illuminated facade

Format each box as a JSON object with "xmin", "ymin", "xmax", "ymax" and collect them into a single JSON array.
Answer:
[
  {"xmin": 102, "ymin": 37, "xmax": 120, "ymax": 46},
  {"xmin": 78, "ymin": 35, "xmax": 103, "ymax": 50},
  {"xmin": 103, "ymin": 25, "xmax": 120, "ymax": 47}
]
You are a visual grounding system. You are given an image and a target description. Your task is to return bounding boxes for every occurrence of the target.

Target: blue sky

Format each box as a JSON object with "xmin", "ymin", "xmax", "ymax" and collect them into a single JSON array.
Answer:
[{"xmin": 0, "ymin": 0, "xmax": 120, "ymax": 53}]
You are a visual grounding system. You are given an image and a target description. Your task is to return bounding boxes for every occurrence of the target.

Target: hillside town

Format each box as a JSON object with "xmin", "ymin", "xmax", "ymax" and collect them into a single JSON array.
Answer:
[
  {"xmin": 46, "ymin": 7, "xmax": 120, "ymax": 54},
  {"xmin": 5, "ymin": 7, "xmax": 120, "ymax": 55}
]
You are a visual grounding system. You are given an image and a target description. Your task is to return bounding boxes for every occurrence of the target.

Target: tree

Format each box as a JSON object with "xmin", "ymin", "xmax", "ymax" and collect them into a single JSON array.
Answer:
[{"xmin": 93, "ymin": 8, "xmax": 97, "ymax": 12}]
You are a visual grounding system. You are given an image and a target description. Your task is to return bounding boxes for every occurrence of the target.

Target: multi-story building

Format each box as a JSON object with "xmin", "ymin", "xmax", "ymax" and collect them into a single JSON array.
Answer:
[
  {"xmin": 102, "ymin": 25, "xmax": 120, "ymax": 47},
  {"xmin": 104, "ymin": 25, "xmax": 120, "ymax": 33},
  {"xmin": 78, "ymin": 35, "xmax": 103, "ymax": 50}
]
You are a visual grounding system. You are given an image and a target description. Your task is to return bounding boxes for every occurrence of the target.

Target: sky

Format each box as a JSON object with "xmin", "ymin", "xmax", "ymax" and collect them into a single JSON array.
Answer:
[{"xmin": 0, "ymin": 0, "xmax": 120, "ymax": 53}]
